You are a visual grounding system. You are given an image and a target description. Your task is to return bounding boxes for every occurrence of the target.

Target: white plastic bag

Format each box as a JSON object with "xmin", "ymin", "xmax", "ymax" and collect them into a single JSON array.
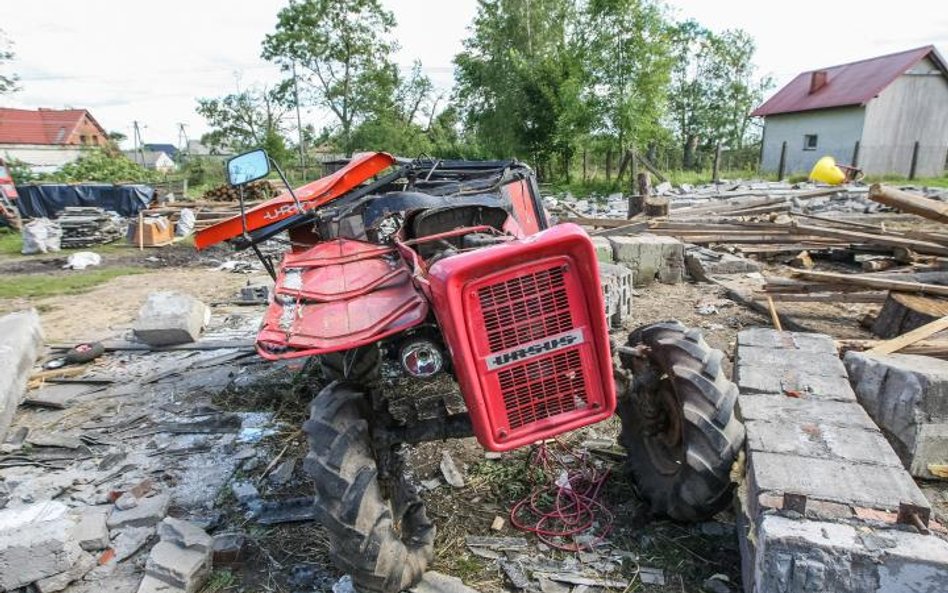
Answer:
[
  {"xmin": 175, "ymin": 208, "xmax": 196, "ymax": 237},
  {"xmin": 64, "ymin": 251, "xmax": 102, "ymax": 270},
  {"xmin": 21, "ymin": 218, "xmax": 62, "ymax": 254}
]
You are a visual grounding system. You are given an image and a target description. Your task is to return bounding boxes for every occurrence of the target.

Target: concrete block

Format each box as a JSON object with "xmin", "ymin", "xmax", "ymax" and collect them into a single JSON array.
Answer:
[
  {"xmin": 71, "ymin": 506, "xmax": 110, "ymax": 551},
  {"xmin": 107, "ymin": 494, "xmax": 170, "ymax": 529},
  {"xmin": 736, "ymin": 328, "xmax": 838, "ymax": 355},
  {"xmin": 157, "ymin": 517, "xmax": 212, "ymax": 553},
  {"xmin": 737, "ymin": 395, "xmax": 876, "ymax": 430},
  {"xmin": 751, "ymin": 515, "xmax": 948, "ymax": 593},
  {"xmin": 138, "ymin": 574, "xmax": 186, "ymax": 593},
  {"xmin": 743, "ymin": 420, "xmax": 903, "ymax": 468},
  {"xmin": 0, "ymin": 309, "xmax": 44, "ymax": 442},
  {"xmin": 145, "ymin": 540, "xmax": 210, "ymax": 593},
  {"xmin": 598, "ymin": 262, "xmax": 633, "ymax": 329},
  {"xmin": 608, "ymin": 234, "xmax": 683, "ymax": 287},
  {"xmin": 589, "ymin": 236, "xmax": 614, "ymax": 263},
  {"xmin": 749, "ymin": 451, "xmax": 929, "ymax": 513},
  {"xmin": 685, "ymin": 246, "xmax": 760, "ymax": 281},
  {"xmin": 0, "ymin": 501, "xmax": 83, "ymax": 590},
  {"xmin": 845, "ymin": 351, "xmax": 948, "ymax": 478},
  {"xmin": 133, "ymin": 292, "xmax": 209, "ymax": 346},
  {"xmin": 34, "ymin": 550, "xmax": 96, "ymax": 593}
]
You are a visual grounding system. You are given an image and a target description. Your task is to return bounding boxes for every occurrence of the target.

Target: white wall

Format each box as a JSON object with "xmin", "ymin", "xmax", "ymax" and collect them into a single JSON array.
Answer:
[
  {"xmin": 861, "ymin": 57, "xmax": 948, "ymax": 177},
  {"xmin": 759, "ymin": 107, "xmax": 865, "ymax": 175},
  {"xmin": 0, "ymin": 144, "xmax": 91, "ymax": 174}
]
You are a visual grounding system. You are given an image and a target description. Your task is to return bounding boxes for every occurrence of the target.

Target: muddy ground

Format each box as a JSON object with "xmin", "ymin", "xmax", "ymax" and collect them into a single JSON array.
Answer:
[{"xmin": 1, "ymin": 238, "xmax": 944, "ymax": 593}]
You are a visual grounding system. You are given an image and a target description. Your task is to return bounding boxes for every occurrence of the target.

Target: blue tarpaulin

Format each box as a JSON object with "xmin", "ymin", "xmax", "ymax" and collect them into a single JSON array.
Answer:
[{"xmin": 14, "ymin": 183, "xmax": 153, "ymax": 218}]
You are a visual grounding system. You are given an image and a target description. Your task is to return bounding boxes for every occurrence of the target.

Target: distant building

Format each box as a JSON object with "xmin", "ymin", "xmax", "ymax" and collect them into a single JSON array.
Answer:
[
  {"xmin": 0, "ymin": 107, "xmax": 109, "ymax": 173},
  {"xmin": 144, "ymin": 143, "xmax": 179, "ymax": 159},
  {"xmin": 184, "ymin": 139, "xmax": 233, "ymax": 160},
  {"xmin": 123, "ymin": 149, "xmax": 176, "ymax": 173},
  {"xmin": 753, "ymin": 46, "xmax": 948, "ymax": 178}
]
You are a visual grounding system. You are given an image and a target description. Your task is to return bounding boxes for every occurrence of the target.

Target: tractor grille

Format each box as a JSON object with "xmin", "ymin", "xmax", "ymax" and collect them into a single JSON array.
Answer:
[
  {"xmin": 498, "ymin": 349, "xmax": 587, "ymax": 429},
  {"xmin": 476, "ymin": 263, "xmax": 589, "ymax": 432},
  {"xmin": 479, "ymin": 265, "xmax": 573, "ymax": 353}
]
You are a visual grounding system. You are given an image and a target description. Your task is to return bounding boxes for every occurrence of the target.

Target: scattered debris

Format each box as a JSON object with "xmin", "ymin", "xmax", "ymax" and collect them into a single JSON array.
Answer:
[
  {"xmin": 440, "ymin": 450, "xmax": 466, "ymax": 488},
  {"xmin": 490, "ymin": 515, "xmax": 505, "ymax": 531},
  {"xmin": 57, "ymin": 207, "xmax": 124, "ymax": 248}
]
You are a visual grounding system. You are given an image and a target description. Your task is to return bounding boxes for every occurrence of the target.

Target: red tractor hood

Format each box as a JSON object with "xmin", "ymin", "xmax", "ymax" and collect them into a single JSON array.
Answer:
[{"xmin": 194, "ymin": 152, "xmax": 396, "ymax": 250}]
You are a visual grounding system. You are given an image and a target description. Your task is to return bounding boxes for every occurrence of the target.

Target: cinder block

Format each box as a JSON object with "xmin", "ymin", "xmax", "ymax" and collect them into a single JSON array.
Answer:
[
  {"xmin": 0, "ymin": 309, "xmax": 44, "ymax": 442},
  {"xmin": 145, "ymin": 541, "xmax": 210, "ymax": 593},
  {"xmin": 845, "ymin": 351, "xmax": 948, "ymax": 478},
  {"xmin": 598, "ymin": 262, "xmax": 633, "ymax": 329},
  {"xmin": 589, "ymin": 236, "xmax": 614, "ymax": 263},
  {"xmin": 0, "ymin": 502, "xmax": 83, "ymax": 591},
  {"xmin": 133, "ymin": 292, "xmax": 209, "ymax": 347},
  {"xmin": 608, "ymin": 234, "xmax": 683, "ymax": 287}
]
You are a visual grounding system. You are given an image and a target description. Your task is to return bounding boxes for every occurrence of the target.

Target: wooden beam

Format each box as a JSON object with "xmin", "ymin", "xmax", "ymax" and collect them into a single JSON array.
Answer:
[
  {"xmin": 794, "ymin": 269, "xmax": 948, "ymax": 297},
  {"xmin": 869, "ymin": 184, "xmax": 948, "ymax": 224},
  {"xmin": 867, "ymin": 315, "xmax": 948, "ymax": 355},
  {"xmin": 792, "ymin": 223, "xmax": 948, "ymax": 256}
]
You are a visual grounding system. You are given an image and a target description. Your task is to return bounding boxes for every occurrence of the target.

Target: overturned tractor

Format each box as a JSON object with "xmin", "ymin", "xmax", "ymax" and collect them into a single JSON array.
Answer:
[{"xmin": 196, "ymin": 151, "xmax": 745, "ymax": 592}]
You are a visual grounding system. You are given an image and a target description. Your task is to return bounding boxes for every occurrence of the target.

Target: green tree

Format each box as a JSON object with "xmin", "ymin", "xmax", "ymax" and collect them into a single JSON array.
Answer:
[
  {"xmin": 262, "ymin": 0, "xmax": 398, "ymax": 155},
  {"xmin": 454, "ymin": 0, "xmax": 589, "ymax": 178},
  {"xmin": 195, "ymin": 83, "xmax": 293, "ymax": 164},
  {"xmin": 669, "ymin": 22, "xmax": 771, "ymax": 168},
  {"xmin": 0, "ymin": 29, "xmax": 18, "ymax": 94},
  {"xmin": 583, "ymin": 0, "xmax": 674, "ymax": 161}
]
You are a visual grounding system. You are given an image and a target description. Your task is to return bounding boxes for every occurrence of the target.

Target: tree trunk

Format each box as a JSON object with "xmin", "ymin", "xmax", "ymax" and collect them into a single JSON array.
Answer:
[
  {"xmin": 683, "ymin": 134, "xmax": 698, "ymax": 170},
  {"xmin": 606, "ymin": 150, "xmax": 613, "ymax": 181},
  {"xmin": 872, "ymin": 293, "xmax": 948, "ymax": 339}
]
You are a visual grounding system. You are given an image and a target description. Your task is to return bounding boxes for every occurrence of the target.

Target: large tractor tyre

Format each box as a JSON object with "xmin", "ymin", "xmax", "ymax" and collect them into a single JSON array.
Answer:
[
  {"xmin": 616, "ymin": 321, "xmax": 745, "ymax": 522},
  {"xmin": 319, "ymin": 344, "xmax": 381, "ymax": 384},
  {"xmin": 303, "ymin": 382, "xmax": 434, "ymax": 593}
]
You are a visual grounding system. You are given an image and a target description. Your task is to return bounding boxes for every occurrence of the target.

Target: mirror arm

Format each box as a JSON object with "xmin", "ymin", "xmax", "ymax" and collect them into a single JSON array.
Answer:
[{"xmin": 269, "ymin": 157, "xmax": 305, "ymax": 216}]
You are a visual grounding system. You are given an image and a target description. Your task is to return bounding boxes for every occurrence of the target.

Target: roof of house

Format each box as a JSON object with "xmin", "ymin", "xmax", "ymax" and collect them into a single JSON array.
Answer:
[
  {"xmin": 0, "ymin": 107, "xmax": 107, "ymax": 144},
  {"xmin": 123, "ymin": 150, "xmax": 173, "ymax": 168},
  {"xmin": 751, "ymin": 45, "xmax": 948, "ymax": 117},
  {"xmin": 144, "ymin": 143, "xmax": 178, "ymax": 157}
]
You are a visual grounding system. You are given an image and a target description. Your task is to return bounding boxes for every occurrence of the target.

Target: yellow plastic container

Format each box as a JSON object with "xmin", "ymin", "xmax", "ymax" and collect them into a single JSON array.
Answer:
[{"xmin": 809, "ymin": 156, "xmax": 847, "ymax": 185}]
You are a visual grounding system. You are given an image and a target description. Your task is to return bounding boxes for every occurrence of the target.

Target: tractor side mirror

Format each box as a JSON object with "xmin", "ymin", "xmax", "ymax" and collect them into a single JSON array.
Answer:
[{"xmin": 226, "ymin": 149, "xmax": 270, "ymax": 186}]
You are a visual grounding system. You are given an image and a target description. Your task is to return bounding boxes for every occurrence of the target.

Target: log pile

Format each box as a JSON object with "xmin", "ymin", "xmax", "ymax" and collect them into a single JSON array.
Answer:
[
  {"xmin": 57, "ymin": 207, "xmax": 125, "ymax": 248},
  {"xmin": 202, "ymin": 180, "xmax": 279, "ymax": 202}
]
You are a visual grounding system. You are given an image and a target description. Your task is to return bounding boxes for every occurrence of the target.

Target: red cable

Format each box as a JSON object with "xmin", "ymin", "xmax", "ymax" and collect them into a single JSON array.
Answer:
[{"xmin": 509, "ymin": 440, "xmax": 614, "ymax": 551}]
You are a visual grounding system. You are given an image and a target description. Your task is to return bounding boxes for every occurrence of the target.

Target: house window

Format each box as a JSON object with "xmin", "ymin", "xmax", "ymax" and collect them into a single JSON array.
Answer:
[
  {"xmin": 80, "ymin": 135, "xmax": 88, "ymax": 145},
  {"xmin": 92, "ymin": 135, "xmax": 99, "ymax": 145},
  {"xmin": 803, "ymin": 134, "xmax": 818, "ymax": 151}
]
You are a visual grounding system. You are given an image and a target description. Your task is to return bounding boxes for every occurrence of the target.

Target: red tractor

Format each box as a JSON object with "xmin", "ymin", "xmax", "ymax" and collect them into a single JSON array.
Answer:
[
  {"xmin": 0, "ymin": 158, "xmax": 21, "ymax": 231},
  {"xmin": 196, "ymin": 150, "xmax": 744, "ymax": 592}
]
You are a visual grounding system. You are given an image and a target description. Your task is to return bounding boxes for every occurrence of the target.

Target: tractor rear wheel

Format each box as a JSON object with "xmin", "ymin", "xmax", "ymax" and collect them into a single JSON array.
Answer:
[
  {"xmin": 616, "ymin": 321, "xmax": 744, "ymax": 522},
  {"xmin": 303, "ymin": 382, "xmax": 434, "ymax": 593},
  {"xmin": 319, "ymin": 344, "xmax": 381, "ymax": 384}
]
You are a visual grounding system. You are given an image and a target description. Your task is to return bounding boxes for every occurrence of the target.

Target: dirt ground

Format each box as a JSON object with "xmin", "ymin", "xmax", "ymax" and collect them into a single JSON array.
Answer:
[{"xmin": 1, "ymin": 236, "xmax": 943, "ymax": 593}]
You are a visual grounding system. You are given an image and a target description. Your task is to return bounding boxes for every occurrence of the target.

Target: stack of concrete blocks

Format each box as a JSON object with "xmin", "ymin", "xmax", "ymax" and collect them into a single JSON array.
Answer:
[
  {"xmin": 734, "ymin": 328, "xmax": 948, "ymax": 593},
  {"xmin": 139, "ymin": 517, "xmax": 212, "ymax": 593},
  {"xmin": 598, "ymin": 262, "xmax": 633, "ymax": 329},
  {"xmin": 845, "ymin": 352, "xmax": 948, "ymax": 479},
  {"xmin": 0, "ymin": 309, "xmax": 44, "ymax": 442},
  {"xmin": 607, "ymin": 234, "xmax": 684, "ymax": 287}
]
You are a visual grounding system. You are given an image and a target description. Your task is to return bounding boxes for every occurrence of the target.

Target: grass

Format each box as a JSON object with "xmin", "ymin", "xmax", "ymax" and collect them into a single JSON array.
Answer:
[
  {"xmin": 865, "ymin": 175, "xmax": 948, "ymax": 188},
  {"xmin": 0, "ymin": 229, "xmax": 21, "ymax": 256},
  {"xmin": 0, "ymin": 266, "xmax": 144, "ymax": 299}
]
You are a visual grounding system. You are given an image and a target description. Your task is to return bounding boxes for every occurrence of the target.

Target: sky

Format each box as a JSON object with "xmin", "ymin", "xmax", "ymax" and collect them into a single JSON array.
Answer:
[{"xmin": 1, "ymin": 0, "xmax": 946, "ymax": 150}]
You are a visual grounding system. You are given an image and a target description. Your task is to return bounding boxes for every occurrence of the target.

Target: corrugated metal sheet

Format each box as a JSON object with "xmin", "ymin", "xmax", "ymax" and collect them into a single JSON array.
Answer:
[
  {"xmin": 0, "ymin": 108, "xmax": 92, "ymax": 144},
  {"xmin": 752, "ymin": 46, "xmax": 946, "ymax": 117}
]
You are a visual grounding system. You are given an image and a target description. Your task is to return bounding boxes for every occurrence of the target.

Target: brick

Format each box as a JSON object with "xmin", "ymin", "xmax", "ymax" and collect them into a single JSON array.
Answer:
[{"xmin": 145, "ymin": 541, "xmax": 210, "ymax": 593}]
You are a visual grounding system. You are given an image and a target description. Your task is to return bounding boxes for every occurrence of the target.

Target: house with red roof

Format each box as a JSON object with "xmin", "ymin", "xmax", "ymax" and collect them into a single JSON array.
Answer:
[
  {"xmin": 753, "ymin": 46, "xmax": 948, "ymax": 178},
  {"xmin": 0, "ymin": 107, "xmax": 109, "ymax": 173}
]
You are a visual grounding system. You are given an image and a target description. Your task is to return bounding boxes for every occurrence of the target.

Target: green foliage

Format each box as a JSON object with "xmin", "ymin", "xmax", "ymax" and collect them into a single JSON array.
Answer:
[
  {"xmin": 35, "ymin": 151, "xmax": 161, "ymax": 184},
  {"xmin": 5, "ymin": 158, "xmax": 35, "ymax": 184},
  {"xmin": 181, "ymin": 156, "xmax": 225, "ymax": 187},
  {"xmin": 263, "ymin": 0, "xmax": 398, "ymax": 155},
  {"xmin": 196, "ymin": 83, "xmax": 294, "ymax": 165},
  {"xmin": 0, "ymin": 267, "xmax": 144, "ymax": 299},
  {"xmin": 0, "ymin": 29, "xmax": 17, "ymax": 94},
  {"xmin": 0, "ymin": 228, "xmax": 21, "ymax": 256}
]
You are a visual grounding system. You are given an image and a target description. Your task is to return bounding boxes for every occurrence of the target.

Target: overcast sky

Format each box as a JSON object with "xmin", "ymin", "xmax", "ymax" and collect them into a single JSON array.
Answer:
[{"xmin": 2, "ymin": 0, "xmax": 946, "ymax": 150}]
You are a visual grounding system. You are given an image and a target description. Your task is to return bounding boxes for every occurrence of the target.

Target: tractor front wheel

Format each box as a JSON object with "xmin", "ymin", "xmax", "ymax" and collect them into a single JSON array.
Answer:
[
  {"xmin": 303, "ymin": 382, "xmax": 434, "ymax": 593},
  {"xmin": 616, "ymin": 321, "xmax": 745, "ymax": 522}
]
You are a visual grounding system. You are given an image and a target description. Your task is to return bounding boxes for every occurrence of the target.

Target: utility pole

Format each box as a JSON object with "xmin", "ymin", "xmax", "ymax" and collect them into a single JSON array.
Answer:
[
  {"xmin": 177, "ymin": 123, "xmax": 190, "ymax": 153},
  {"xmin": 132, "ymin": 121, "xmax": 145, "ymax": 166},
  {"xmin": 292, "ymin": 61, "xmax": 307, "ymax": 180}
]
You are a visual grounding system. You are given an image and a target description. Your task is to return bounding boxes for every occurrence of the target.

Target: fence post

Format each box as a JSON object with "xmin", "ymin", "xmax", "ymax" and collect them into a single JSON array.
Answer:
[
  {"xmin": 582, "ymin": 150, "xmax": 588, "ymax": 183},
  {"xmin": 909, "ymin": 141, "xmax": 920, "ymax": 180},
  {"xmin": 712, "ymin": 143, "xmax": 722, "ymax": 183},
  {"xmin": 777, "ymin": 141, "xmax": 787, "ymax": 180},
  {"xmin": 851, "ymin": 141, "xmax": 860, "ymax": 168}
]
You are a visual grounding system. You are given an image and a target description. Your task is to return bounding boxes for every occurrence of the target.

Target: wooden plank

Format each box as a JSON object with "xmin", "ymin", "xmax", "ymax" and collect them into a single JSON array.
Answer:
[
  {"xmin": 754, "ymin": 292, "xmax": 887, "ymax": 303},
  {"xmin": 794, "ymin": 269, "xmax": 948, "ymax": 297},
  {"xmin": 792, "ymin": 223, "xmax": 948, "ymax": 256},
  {"xmin": 867, "ymin": 315, "xmax": 948, "ymax": 355}
]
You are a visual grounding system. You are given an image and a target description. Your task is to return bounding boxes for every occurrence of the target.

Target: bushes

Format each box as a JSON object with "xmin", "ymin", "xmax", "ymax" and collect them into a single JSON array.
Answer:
[{"xmin": 34, "ymin": 150, "xmax": 161, "ymax": 184}]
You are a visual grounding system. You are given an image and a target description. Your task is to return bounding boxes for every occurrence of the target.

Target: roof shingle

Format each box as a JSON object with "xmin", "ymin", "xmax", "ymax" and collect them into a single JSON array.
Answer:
[{"xmin": 0, "ymin": 107, "xmax": 102, "ymax": 144}]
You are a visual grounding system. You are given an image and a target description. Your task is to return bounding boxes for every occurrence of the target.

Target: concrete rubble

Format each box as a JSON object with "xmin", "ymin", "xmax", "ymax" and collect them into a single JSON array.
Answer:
[
  {"xmin": 608, "ymin": 234, "xmax": 683, "ymax": 286},
  {"xmin": 132, "ymin": 291, "xmax": 210, "ymax": 346},
  {"xmin": 734, "ymin": 328, "xmax": 948, "ymax": 593},
  {"xmin": 845, "ymin": 351, "xmax": 948, "ymax": 479},
  {"xmin": 0, "ymin": 309, "xmax": 44, "ymax": 442}
]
